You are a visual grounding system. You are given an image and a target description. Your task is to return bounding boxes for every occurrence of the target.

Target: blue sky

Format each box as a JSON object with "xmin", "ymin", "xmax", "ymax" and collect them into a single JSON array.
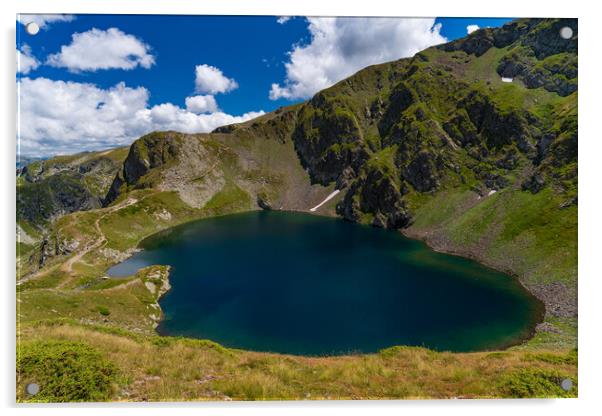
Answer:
[{"xmin": 17, "ymin": 15, "xmax": 512, "ymax": 156}]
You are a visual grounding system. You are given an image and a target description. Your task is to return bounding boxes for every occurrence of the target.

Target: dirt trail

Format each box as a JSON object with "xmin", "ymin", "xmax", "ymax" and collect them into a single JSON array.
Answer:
[
  {"xmin": 18, "ymin": 198, "xmax": 138, "ymax": 288},
  {"xmin": 55, "ymin": 198, "xmax": 138, "ymax": 289}
]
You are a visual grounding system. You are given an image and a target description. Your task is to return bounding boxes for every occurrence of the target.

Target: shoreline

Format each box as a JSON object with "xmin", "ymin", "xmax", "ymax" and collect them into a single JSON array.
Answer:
[
  {"xmin": 399, "ymin": 227, "xmax": 548, "ymax": 350},
  {"xmin": 105, "ymin": 208, "xmax": 550, "ymax": 356},
  {"xmin": 400, "ymin": 226, "xmax": 577, "ymax": 321}
]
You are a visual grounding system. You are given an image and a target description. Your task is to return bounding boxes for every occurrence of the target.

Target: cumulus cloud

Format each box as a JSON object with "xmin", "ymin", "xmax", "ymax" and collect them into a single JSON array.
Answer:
[
  {"xmin": 142, "ymin": 103, "xmax": 264, "ymax": 134},
  {"xmin": 195, "ymin": 64, "xmax": 238, "ymax": 94},
  {"xmin": 269, "ymin": 17, "xmax": 447, "ymax": 100},
  {"xmin": 18, "ymin": 77, "xmax": 263, "ymax": 157},
  {"xmin": 17, "ymin": 45, "xmax": 39, "ymax": 74},
  {"xmin": 277, "ymin": 16, "xmax": 292, "ymax": 24},
  {"xmin": 18, "ymin": 14, "xmax": 74, "ymax": 29},
  {"xmin": 185, "ymin": 95, "xmax": 219, "ymax": 113},
  {"xmin": 466, "ymin": 24, "xmax": 480, "ymax": 34},
  {"xmin": 47, "ymin": 28, "xmax": 155, "ymax": 72}
]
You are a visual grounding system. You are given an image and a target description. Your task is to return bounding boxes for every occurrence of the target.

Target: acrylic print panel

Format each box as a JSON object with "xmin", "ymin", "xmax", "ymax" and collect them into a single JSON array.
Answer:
[{"xmin": 16, "ymin": 14, "xmax": 577, "ymax": 402}]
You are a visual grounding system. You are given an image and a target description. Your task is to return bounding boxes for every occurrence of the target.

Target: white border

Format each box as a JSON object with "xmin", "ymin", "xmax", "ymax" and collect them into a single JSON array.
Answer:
[{"xmin": 2, "ymin": 1, "xmax": 600, "ymax": 415}]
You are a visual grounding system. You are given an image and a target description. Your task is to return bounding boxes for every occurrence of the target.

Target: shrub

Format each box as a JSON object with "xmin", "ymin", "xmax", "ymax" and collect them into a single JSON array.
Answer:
[
  {"xmin": 524, "ymin": 349, "xmax": 577, "ymax": 366},
  {"xmin": 17, "ymin": 340, "xmax": 118, "ymax": 402},
  {"xmin": 499, "ymin": 368, "xmax": 576, "ymax": 398},
  {"xmin": 96, "ymin": 305, "xmax": 110, "ymax": 316}
]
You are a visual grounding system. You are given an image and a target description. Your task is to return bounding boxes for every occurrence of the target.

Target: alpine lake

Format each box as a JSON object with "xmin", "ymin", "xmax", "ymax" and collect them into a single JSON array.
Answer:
[{"xmin": 108, "ymin": 210, "xmax": 543, "ymax": 356}]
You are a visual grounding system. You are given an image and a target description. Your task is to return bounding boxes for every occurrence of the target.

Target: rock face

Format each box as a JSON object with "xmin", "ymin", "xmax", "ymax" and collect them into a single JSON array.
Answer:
[
  {"xmin": 337, "ymin": 167, "xmax": 411, "ymax": 229},
  {"xmin": 33, "ymin": 234, "xmax": 80, "ymax": 268},
  {"xmin": 17, "ymin": 148, "xmax": 126, "ymax": 232},
  {"xmin": 403, "ymin": 151, "xmax": 441, "ymax": 193},
  {"xmin": 104, "ymin": 132, "xmax": 182, "ymax": 205},
  {"xmin": 522, "ymin": 174, "xmax": 546, "ymax": 194},
  {"xmin": 256, "ymin": 194, "xmax": 272, "ymax": 210},
  {"xmin": 292, "ymin": 95, "xmax": 369, "ymax": 185}
]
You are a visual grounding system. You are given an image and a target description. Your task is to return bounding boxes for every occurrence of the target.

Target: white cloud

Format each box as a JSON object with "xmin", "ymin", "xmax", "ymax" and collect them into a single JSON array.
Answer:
[
  {"xmin": 18, "ymin": 78, "xmax": 150, "ymax": 156},
  {"xmin": 277, "ymin": 16, "xmax": 292, "ymax": 24},
  {"xmin": 185, "ymin": 95, "xmax": 219, "ymax": 113},
  {"xmin": 142, "ymin": 103, "xmax": 264, "ymax": 134},
  {"xmin": 18, "ymin": 77, "xmax": 264, "ymax": 157},
  {"xmin": 17, "ymin": 45, "xmax": 39, "ymax": 74},
  {"xmin": 17, "ymin": 14, "xmax": 74, "ymax": 29},
  {"xmin": 269, "ymin": 17, "xmax": 447, "ymax": 100},
  {"xmin": 195, "ymin": 64, "xmax": 238, "ymax": 94},
  {"xmin": 467, "ymin": 24, "xmax": 480, "ymax": 34},
  {"xmin": 47, "ymin": 28, "xmax": 155, "ymax": 72}
]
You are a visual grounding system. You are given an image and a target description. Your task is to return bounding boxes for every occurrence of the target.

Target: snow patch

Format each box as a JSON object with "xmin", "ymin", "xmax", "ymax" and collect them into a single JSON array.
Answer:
[
  {"xmin": 488, "ymin": 190, "xmax": 497, "ymax": 196},
  {"xmin": 310, "ymin": 190, "xmax": 340, "ymax": 212},
  {"xmin": 501, "ymin": 77, "xmax": 513, "ymax": 83}
]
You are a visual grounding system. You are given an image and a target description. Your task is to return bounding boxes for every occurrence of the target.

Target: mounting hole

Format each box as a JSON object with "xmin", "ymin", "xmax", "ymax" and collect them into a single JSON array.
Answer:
[
  {"xmin": 559, "ymin": 26, "xmax": 573, "ymax": 40},
  {"xmin": 25, "ymin": 382, "xmax": 40, "ymax": 395},
  {"xmin": 25, "ymin": 22, "xmax": 40, "ymax": 35},
  {"xmin": 560, "ymin": 378, "xmax": 573, "ymax": 391}
]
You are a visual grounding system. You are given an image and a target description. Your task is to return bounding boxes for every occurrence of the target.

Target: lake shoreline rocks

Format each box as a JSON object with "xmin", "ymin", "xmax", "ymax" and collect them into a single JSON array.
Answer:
[
  {"xmin": 138, "ymin": 265, "xmax": 172, "ymax": 329},
  {"xmin": 401, "ymin": 226, "xmax": 576, "ymax": 320}
]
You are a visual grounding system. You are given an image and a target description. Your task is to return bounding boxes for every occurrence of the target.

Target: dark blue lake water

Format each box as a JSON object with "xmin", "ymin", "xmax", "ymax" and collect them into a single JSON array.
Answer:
[{"xmin": 108, "ymin": 211, "xmax": 542, "ymax": 355}]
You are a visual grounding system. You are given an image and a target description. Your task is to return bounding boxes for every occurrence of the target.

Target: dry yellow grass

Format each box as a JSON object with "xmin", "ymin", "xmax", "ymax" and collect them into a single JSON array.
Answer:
[{"xmin": 17, "ymin": 321, "xmax": 577, "ymax": 402}]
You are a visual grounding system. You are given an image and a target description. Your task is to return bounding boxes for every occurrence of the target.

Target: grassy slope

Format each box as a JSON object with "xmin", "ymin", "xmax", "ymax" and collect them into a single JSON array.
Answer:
[{"xmin": 18, "ymin": 321, "xmax": 576, "ymax": 401}]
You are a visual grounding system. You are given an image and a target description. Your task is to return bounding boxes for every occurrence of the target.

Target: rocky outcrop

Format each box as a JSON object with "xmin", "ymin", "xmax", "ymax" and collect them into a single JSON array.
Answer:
[
  {"xmin": 17, "ymin": 149, "xmax": 125, "ymax": 230},
  {"xmin": 104, "ymin": 132, "xmax": 182, "ymax": 205},
  {"xmin": 460, "ymin": 91, "xmax": 538, "ymax": 154},
  {"xmin": 33, "ymin": 233, "xmax": 80, "ymax": 268},
  {"xmin": 337, "ymin": 166, "xmax": 411, "ymax": 229},
  {"xmin": 403, "ymin": 151, "xmax": 441, "ymax": 193},
  {"xmin": 256, "ymin": 194, "xmax": 272, "ymax": 210},
  {"xmin": 497, "ymin": 19, "xmax": 577, "ymax": 96},
  {"xmin": 292, "ymin": 94, "xmax": 369, "ymax": 185},
  {"xmin": 378, "ymin": 82, "xmax": 417, "ymax": 137},
  {"xmin": 522, "ymin": 173, "xmax": 546, "ymax": 194},
  {"xmin": 497, "ymin": 52, "xmax": 577, "ymax": 97}
]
